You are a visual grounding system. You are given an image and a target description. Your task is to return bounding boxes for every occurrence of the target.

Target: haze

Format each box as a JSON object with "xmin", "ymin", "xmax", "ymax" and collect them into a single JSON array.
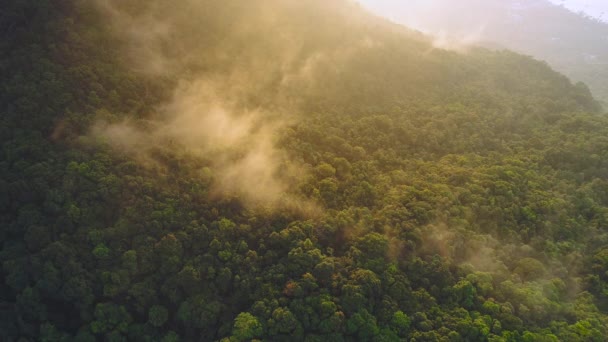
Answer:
[
  {"xmin": 358, "ymin": 0, "xmax": 608, "ymax": 24},
  {"xmin": 356, "ymin": 0, "xmax": 608, "ymax": 105}
]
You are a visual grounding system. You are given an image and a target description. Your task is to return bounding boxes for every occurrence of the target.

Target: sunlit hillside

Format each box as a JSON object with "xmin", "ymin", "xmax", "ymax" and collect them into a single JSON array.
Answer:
[{"xmin": 1, "ymin": 0, "xmax": 608, "ymax": 340}]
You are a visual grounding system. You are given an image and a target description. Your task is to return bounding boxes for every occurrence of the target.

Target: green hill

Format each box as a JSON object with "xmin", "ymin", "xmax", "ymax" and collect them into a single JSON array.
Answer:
[
  {"xmin": 361, "ymin": 0, "xmax": 608, "ymax": 106},
  {"xmin": 1, "ymin": 0, "xmax": 608, "ymax": 341}
]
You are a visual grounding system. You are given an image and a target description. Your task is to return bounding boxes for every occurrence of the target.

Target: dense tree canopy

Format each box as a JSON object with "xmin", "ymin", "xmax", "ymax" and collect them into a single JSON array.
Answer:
[{"xmin": 1, "ymin": 0, "xmax": 608, "ymax": 341}]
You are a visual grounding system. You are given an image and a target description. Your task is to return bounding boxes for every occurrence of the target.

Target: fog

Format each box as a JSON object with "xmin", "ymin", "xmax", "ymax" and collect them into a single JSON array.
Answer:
[
  {"xmin": 358, "ymin": 0, "xmax": 608, "ymax": 26},
  {"xmin": 356, "ymin": 0, "xmax": 608, "ymax": 104},
  {"xmin": 91, "ymin": 0, "xmax": 324, "ymax": 213}
]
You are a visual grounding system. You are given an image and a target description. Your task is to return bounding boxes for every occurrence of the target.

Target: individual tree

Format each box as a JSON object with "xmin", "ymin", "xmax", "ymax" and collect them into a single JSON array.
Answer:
[{"xmin": 231, "ymin": 312, "xmax": 262, "ymax": 341}]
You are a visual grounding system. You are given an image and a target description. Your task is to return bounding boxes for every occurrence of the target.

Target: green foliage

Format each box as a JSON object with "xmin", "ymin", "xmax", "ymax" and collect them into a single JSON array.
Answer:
[
  {"xmin": 148, "ymin": 305, "xmax": 169, "ymax": 327},
  {"xmin": 91, "ymin": 303, "xmax": 132, "ymax": 335},
  {"xmin": 232, "ymin": 312, "xmax": 263, "ymax": 341},
  {"xmin": 92, "ymin": 243, "xmax": 111, "ymax": 259},
  {"xmin": 390, "ymin": 311, "xmax": 411, "ymax": 337},
  {"xmin": 1, "ymin": 0, "xmax": 608, "ymax": 341}
]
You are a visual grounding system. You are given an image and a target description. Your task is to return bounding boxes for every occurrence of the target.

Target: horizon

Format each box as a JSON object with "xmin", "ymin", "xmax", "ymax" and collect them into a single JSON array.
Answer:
[{"xmin": 357, "ymin": 0, "xmax": 608, "ymax": 24}]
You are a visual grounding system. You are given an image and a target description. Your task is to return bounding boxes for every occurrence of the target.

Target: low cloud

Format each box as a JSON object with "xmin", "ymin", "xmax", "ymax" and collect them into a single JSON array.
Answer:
[
  {"xmin": 91, "ymin": 78, "xmax": 317, "ymax": 213},
  {"xmin": 89, "ymin": 0, "xmax": 326, "ymax": 213},
  {"xmin": 428, "ymin": 26, "xmax": 487, "ymax": 53}
]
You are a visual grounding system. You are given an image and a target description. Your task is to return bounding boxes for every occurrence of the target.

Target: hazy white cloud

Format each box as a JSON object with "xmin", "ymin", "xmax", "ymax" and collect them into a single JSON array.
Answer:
[
  {"xmin": 356, "ymin": 0, "xmax": 494, "ymax": 52},
  {"xmin": 90, "ymin": 0, "xmax": 325, "ymax": 214}
]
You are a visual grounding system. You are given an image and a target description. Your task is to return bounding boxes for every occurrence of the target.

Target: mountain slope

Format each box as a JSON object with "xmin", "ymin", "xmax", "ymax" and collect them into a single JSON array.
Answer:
[
  {"xmin": 361, "ymin": 0, "xmax": 608, "ymax": 106},
  {"xmin": 1, "ymin": 0, "xmax": 608, "ymax": 341}
]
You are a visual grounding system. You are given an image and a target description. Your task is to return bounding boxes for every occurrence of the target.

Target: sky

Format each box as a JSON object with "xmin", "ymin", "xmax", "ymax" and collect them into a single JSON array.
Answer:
[
  {"xmin": 550, "ymin": 0, "xmax": 608, "ymax": 19},
  {"xmin": 357, "ymin": 0, "xmax": 608, "ymax": 23}
]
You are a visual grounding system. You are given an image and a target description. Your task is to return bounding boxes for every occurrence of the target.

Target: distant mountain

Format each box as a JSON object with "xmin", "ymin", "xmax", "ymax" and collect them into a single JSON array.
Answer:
[{"xmin": 363, "ymin": 0, "xmax": 608, "ymax": 105}]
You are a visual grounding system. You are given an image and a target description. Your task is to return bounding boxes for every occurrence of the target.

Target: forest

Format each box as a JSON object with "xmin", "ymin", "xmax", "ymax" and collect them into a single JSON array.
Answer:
[
  {"xmin": 1, "ymin": 0, "xmax": 608, "ymax": 341},
  {"xmin": 363, "ymin": 0, "xmax": 608, "ymax": 106}
]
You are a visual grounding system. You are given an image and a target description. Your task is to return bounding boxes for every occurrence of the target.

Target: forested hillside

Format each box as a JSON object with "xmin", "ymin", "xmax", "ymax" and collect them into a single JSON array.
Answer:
[
  {"xmin": 2, "ymin": 0, "xmax": 608, "ymax": 341},
  {"xmin": 362, "ymin": 0, "xmax": 608, "ymax": 106}
]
